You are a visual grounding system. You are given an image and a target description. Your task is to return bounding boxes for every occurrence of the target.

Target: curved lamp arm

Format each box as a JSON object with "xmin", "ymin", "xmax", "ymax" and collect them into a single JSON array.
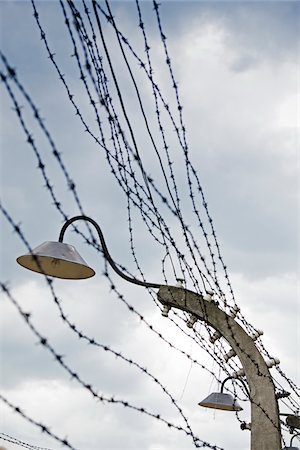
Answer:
[
  {"xmin": 59, "ymin": 215, "xmax": 161, "ymax": 289},
  {"xmin": 221, "ymin": 376, "xmax": 250, "ymax": 397},
  {"xmin": 290, "ymin": 433, "xmax": 300, "ymax": 447}
]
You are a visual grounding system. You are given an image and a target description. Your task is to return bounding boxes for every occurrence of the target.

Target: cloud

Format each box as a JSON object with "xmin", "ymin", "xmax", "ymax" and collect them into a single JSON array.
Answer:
[
  {"xmin": 163, "ymin": 10, "xmax": 297, "ymax": 280},
  {"xmin": 160, "ymin": 1, "xmax": 299, "ymax": 65}
]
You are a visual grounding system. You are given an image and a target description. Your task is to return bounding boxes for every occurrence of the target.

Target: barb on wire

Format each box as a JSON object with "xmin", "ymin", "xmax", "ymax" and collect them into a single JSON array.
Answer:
[
  {"xmin": 0, "ymin": 201, "xmax": 229, "ymax": 449},
  {"xmin": 1, "ymin": 2, "xmax": 298, "ymax": 444},
  {"xmin": 3, "ymin": 1, "xmax": 298, "ymax": 416},
  {"xmin": 0, "ymin": 396, "xmax": 76, "ymax": 450},
  {"xmin": 0, "ymin": 281, "xmax": 222, "ymax": 450}
]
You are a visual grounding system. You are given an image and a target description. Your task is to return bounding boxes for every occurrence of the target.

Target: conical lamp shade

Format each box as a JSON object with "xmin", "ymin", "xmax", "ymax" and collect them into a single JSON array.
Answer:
[
  {"xmin": 198, "ymin": 392, "xmax": 243, "ymax": 411},
  {"xmin": 17, "ymin": 241, "xmax": 95, "ymax": 280}
]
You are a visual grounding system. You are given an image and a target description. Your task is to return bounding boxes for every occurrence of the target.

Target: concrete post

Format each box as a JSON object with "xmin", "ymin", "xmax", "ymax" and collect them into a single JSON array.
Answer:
[{"xmin": 157, "ymin": 285, "xmax": 282, "ymax": 450}]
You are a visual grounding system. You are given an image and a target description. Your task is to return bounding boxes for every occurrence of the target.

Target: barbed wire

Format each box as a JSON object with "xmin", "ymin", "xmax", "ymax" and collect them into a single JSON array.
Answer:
[
  {"xmin": 0, "ymin": 59, "xmax": 240, "ymax": 412},
  {"xmin": 0, "ymin": 432, "xmax": 52, "ymax": 450},
  {"xmin": 0, "ymin": 396, "xmax": 76, "ymax": 450},
  {"xmin": 1, "ymin": 0, "xmax": 298, "ymax": 446},
  {"xmin": 61, "ymin": 0, "xmax": 183, "ymax": 286},
  {"xmin": 93, "ymin": 0, "xmax": 299, "ymax": 372},
  {"xmin": 63, "ymin": 1, "xmax": 236, "ymax": 379},
  {"xmin": 1, "ymin": 185, "xmax": 262, "ymax": 445},
  {"xmin": 1, "ymin": 200, "xmax": 290, "ymax": 443},
  {"xmin": 30, "ymin": 0, "xmax": 230, "ymax": 372},
  {"xmin": 0, "ymin": 280, "xmax": 223, "ymax": 450},
  {"xmin": 0, "ymin": 200, "xmax": 224, "ymax": 384},
  {"xmin": 2, "ymin": 0, "xmax": 298, "ymax": 414},
  {"xmin": 1, "ymin": 2, "xmax": 298, "ymax": 418},
  {"xmin": 59, "ymin": 2, "xmax": 281, "ymax": 392},
  {"xmin": 0, "ymin": 199, "xmax": 225, "ymax": 388},
  {"xmin": 105, "ymin": 0, "xmax": 299, "ymax": 405},
  {"xmin": 101, "ymin": 0, "xmax": 217, "ymax": 296},
  {"xmin": 59, "ymin": 0, "xmax": 221, "ymax": 299},
  {"xmin": 0, "ymin": 51, "xmax": 96, "ymax": 246},
  {"xmin": 81, "ymin": 2, "xmax": 284, "ymax": 400},
  {"xmin": 149, "ymin": 0, "xmax": 300, "ymax": 397},
  {"xmin": 3, "ymin": 195, "xmax": 298, "ymax": 440},
  {"xmin": 0, "ymin": 208, "xmax": 202, "ymax": 445},
  {"xmin": 29, "ymin": 0, "xmax": 196, "ymax": 291}
]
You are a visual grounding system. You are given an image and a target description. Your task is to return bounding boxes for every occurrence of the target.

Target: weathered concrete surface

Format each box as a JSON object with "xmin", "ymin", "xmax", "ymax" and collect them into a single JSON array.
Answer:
[{"xmin": 158, "ymin": 285, "xmax": 281, "ymax": 450}]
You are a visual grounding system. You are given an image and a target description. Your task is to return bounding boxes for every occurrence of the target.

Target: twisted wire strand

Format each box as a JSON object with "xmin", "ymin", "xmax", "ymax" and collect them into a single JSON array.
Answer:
[
  {"xmin": 0, "ymin": 282, "xmax": 222, "ymax": 450},
  {"xmin": 1, "ymin": 197, "xmax": 242, "ymax": 418},
  {"xmin": 4, "ymin": 0, "xmax": 300, "ymax": 412},
  {"xmin": 30, "ymin": 0, "xmax": 209, "ymax": 342},
  {"xmin": 89, "ymin": 5, "xmax": 297, "ymax": 404},
  {"xmin": 0, "ymin": 64, "xmax": 230, "ymax": 394},
  {"xmin": 31, "ymin": 0, "xmax": 218, "ymax": 311},
  {"xmin": 0, "ymin": 396, "xmax": 76, "ymax": 450},
  {"xmin": 30, "ymin": 0, "xmax": 195, "ymax": 291},
  {"xmin": 0, "ymin": 202, "xmax": 231, "ymax": 446},
  {"xmin": 148, "ymin": 0, "xmax": 299, "ymax": 397},
  {"xmin": 0, "ymin": 201, "xmax": 220, "ymax": 381},
  {"xmin": 62, "ymin": 0, "xmax": 221, "ymax": 297},
  {"xmin": 103, "ymin": 0, "xmax": 213, "ymax": 296},
  {"xmin": 4, "ymin": 1, "xmax": 298, "ymax": 414},
  {"xmin": 61, "ymin": 3, "xmax": 250, "ymax": 375},
  {"xmin": 0, "ymin": 432, "xmax": 52, "ymax": 450},
  {"xmin": 65, "ymin": 0, "xmax": 180, "ymax": 285},
  {"xmin": 65, "ymin": 2, "xmax": 228, "ymax": 366},
  {"xmin": 1, "ymin": 0, "xmax": 298, "ymax": 440},
  {"xmin": 151, "ymin": 0, "xmax": 226, "ymax": 302}
]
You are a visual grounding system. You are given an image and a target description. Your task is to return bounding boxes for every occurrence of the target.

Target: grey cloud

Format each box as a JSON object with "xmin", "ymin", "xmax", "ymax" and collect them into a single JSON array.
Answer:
[{"xmin": 158, "ymin": 1, "xmax": 299, "ymax": 65}]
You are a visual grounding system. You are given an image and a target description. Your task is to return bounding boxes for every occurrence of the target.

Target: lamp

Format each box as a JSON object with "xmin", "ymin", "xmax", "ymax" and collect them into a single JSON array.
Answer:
[
  {"xmin": 198, "ymin": 376, "xmax": 248, "ymax": 412},
  {"xmin": 17, "ymin": 215, "xmax": 160, "ymax": 287},
  {"xmin": 17, "ymin": 241, "xmax": 95, "ymax": 280},
  {"xmin": 282, "ymin": 433, "xmax": 300, "ymax": 450}
]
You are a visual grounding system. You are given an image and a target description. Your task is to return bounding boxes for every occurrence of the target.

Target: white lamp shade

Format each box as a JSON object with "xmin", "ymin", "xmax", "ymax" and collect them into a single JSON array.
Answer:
[
  {"xmin": 17, "ymin": 241, "xmax": 95, "ymax": 280},
  {"xmin": 198, "ymin": 392, "xmax": 243, "ymax": 411}
]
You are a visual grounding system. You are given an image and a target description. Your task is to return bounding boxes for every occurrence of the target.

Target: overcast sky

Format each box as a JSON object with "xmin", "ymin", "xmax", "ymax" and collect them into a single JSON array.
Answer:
[{"xmin": 0, "ymin": 1, "xmax": 299, "ymax": 449}]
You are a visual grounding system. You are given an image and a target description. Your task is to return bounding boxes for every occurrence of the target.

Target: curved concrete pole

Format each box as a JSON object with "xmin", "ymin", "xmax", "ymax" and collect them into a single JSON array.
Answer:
[{"xmin": 157, "ymin": 285, "xmax": 281, "ymax": 450}]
